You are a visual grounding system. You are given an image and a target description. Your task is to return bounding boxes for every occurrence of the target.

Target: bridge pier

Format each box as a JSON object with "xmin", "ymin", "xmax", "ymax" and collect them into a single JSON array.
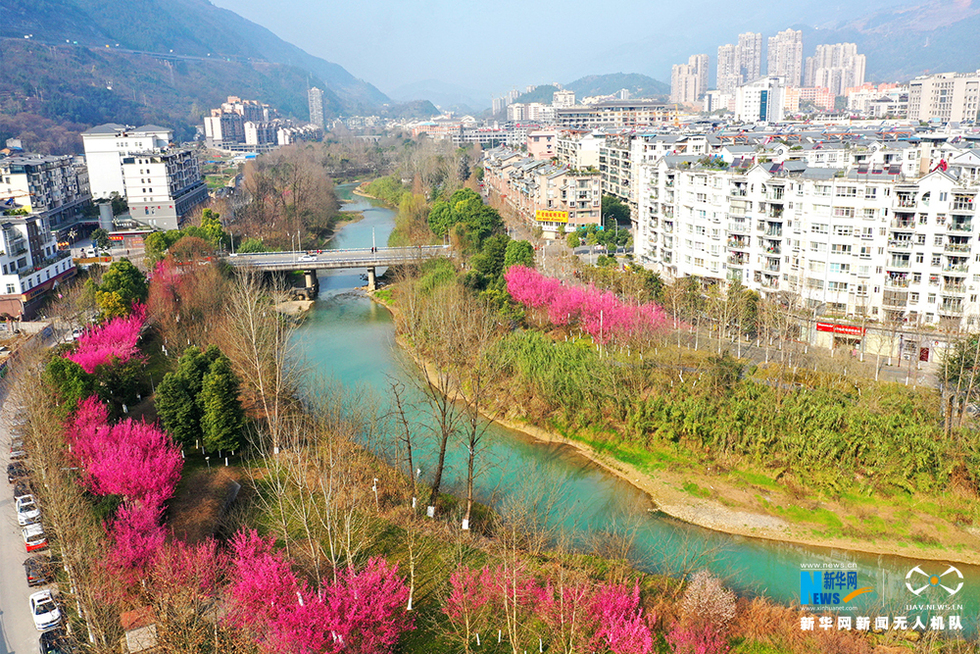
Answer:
[
  {"xmin": 366, "ymin": 267, "xmax": 377, "ymax": 292},
  {"xmin": 303, "ymin": 270, "xmax": 319, "ymax": 298}
]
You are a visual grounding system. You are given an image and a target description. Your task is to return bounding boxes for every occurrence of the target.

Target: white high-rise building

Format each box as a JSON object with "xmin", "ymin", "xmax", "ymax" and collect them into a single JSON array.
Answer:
[
  {"xmin": 734, "ymin": 77, "xmax": 786, "ymax": 122},
  {"xmin": 737, "ymin": 32, "xmax": 763, "ymax": 81},
  {"xmin": 908, "ymin": 72, "xmax": 980, "ymax": 123},
  {"xmin": 767, "ymin": 29, "xmax": 803, "ymax": 87},
  {"xmin": 671, "ymin": 55, "xmax": 709, "ymax": 104},
  {"xmin": 81, "ymin": 124, "xmax": 171, "ymax": 199},
  {"xmin": 804, "ymin": 43, "xmax": 866, "ymax": 96},
  {"xmin": 308, "ymin": 87, "xmax": 325, "ymax": 129},
  {"xmin": 717, "ymin": 44, "xmax": 741, "ymax": 95}
]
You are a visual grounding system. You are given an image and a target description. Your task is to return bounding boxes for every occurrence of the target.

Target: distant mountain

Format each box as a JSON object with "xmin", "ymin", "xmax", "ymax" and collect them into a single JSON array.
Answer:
[
  {"xmin": 388, "ymin": 79, "xmax": 487, "ymax": 112},
  {"xmin": 797, "ymin": 1, "xmax": 980, "ymax": 82},
  {"xmin": 0, "ymin": 0, "xmax": 392, "ymax": 152},
  {"xmin": 565, "ymin": 73, "xmax": 669, "ymax": 100},
  {"xmin": 514, "ymin": 85, "xmax": 561, "ymax": 105},
  {"xmin": 377, "ymin": 100, "xmax": 441, "ymax": 121}
]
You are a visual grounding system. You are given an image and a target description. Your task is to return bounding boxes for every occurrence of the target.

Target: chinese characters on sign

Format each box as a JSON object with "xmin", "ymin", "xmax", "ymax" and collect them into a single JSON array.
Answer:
[
  {"xmin": 534, "ymin": 210, "xmax": 569, "ymax": 223},
  {"xmin": 800, "ymin": 615, "xmax": 963, "ymax": 632}
]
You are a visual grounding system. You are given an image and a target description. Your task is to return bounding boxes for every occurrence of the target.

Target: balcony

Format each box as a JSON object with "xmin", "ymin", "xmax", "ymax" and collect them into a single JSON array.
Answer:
[
  {"xmin": 728, "ymin": 254, "xmax": 748, "ymax": 266},
  {"xmin": 944, "ymin": 243, "xmax": 971, "ymax": 253},
  {"xmin": 897, "ymin": 194, "xmax": 916, "ymax": 208},
  {"xmin": 887, "ymin": 240, "xmax": 912, "ymax": 250},
  {"xmin": 885, "ymin": 276, "xmax": 910, "ymax": 288},
  {"xmin": 887, "ymin": 260, "xmax": 911, "ymax": 269},
  {"xmin": 891, "ymin": 219, "xmax": 915, "ymax": 229},
  {"xmin": 727, "ymin": 223, "xmax": 749, "ymax": 234},
  {"xmin": 952, "ymin": 198, "xmax": 975, "ymax": 212},
  {"xmin": 940, "ymin": 305, "xmax": 965, "ymax": 316},
  {"xmin": 949, "ymin": 222, "xmax": 973, "ymax": 232},
  {"xmin": 662, "ymin": 222, "xmax": 674, "ymax": 234},
  {"xmin": 943, "ymin": 264, "xmax": 969, "ymax": 274},
  {"xmin": 760, "ymin": 276, "xmax": 779, "ymax": 289},
  {"xmin": 765, "ymin": 227, "xmax": 783, "ymax": 238},
  {"xmin": 942, "ymin": 282, "xmax": 967, "ymax": 294},
  {"xmin": 764, "ymin": 244, "xmax": 781, "ymax": 255}
]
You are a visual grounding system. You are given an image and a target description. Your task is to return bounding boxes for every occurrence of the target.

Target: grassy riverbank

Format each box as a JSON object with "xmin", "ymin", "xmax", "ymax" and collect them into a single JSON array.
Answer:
[{"xmin": 370, "ymin": 285, "xmax": 980, "ymax": 565}]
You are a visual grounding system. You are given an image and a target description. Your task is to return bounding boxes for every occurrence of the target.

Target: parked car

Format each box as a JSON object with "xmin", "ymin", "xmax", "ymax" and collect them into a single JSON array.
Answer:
[
  {"xmin": 10, "ymin": 443, "xmax": 27, "ymax": 460},
  {"xmin": 8, "ymin": 461, "xmax": 28, "ymax": 483},
  {"xmin": 29, "ymin": 590, "xmax": 61, "ymax": 631},
  {"xmin": 23, "ymin": 524, "xmax": 48, "ymax": 552},
  {"xmin": 24, "ymin": 555, "xmax": 51, "ymax": 587},
  {"xmin": 14, "ymin": 480, "xmax": 33, "ymax": 501},
  {"xmin": 17, "ymin": 495, "xmax": 41, "ymax": 526},
  {"xmin": 39, "ymin": 628, "xmax": 75, "ymax": 654}
]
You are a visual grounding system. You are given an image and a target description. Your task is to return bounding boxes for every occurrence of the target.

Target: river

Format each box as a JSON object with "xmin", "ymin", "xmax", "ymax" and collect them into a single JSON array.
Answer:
[{"xmin": 292, "ymin": 183, "xmax": 979, "ymax": 636}]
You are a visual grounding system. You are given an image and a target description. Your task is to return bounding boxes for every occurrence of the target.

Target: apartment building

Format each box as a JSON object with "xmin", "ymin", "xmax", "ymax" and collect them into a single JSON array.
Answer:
[
  {"xmin": 767, "ymin": 29, "xmax": 803, "ymax": 87},
  {"xmin": 0, "ymin": 213, "xmax": 76, "ymax": 318},
  {"xmin": 804, "ymin": 43, "xmax": 866, "ymax": 97},
  {"xmin": 81, "ymin": 124, "xmax": 171, "ymax": 199},
  {"xmin": 737, "ymin": 32, "xmax": 763, "ymax": 81},
  {"xmin": 527, "ymin": 129, "xmax": 558, "ymax": 160},
  {"xmin": 635, "ymin": 145, "xmax": 980, "ymax": 330},
  {"xmin": 555, "ymin": 101, "xmax": 671, "ymax": 129},
  {"xmin": 734, "ymin": 77, "xmax": 786, "ymax": 122},
  {"xmin": 308, "ymin": 87, "xmax": 326, "ymax": 129},
  {"xmin": 121, "ymin": 149, "xmax": 209, "ymax": 231},
  {"xmin": 203, "ymin": 96, "xmax": 273, "ymax": 148},
  {"xmin": 599, "ymin": 135, "xmax": 634, "ymax": 208},
  {"xmin": 483, "ymin": 147, "xmax": 602, "ymax": 238},
  {"xmin": 671, "ymin": 55, "xmax": 709, "ymax": 105},
  {"xmin": 717, "ymin": 44, "xmax": 741, "ymax": 96},
  {"xmin": 555, "ymin": 131, "xmax": 603, "ymax": 169},
  {"xmin": 0, "ymin": 153, "xmax": 92, "ymax": 237},
  {"xmin": 907, "ymin": 72, "xmax": 980, "ymax": 123}
]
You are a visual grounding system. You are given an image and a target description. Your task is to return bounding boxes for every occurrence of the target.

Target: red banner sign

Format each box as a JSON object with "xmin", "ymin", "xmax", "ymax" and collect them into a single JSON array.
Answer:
[{"xmin": 816, "ymin": 322, "xmax": 865, "ymax": 336}]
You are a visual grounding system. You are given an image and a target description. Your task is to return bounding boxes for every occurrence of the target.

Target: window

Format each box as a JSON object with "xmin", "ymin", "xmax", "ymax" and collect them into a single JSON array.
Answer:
[
  {"xmin": 811, "ymin": 242, "xmax": 827, "ymax": 253},
  {"xmin": 913, "ymin": 273, "xmax": 922, "ymax": 283},
  {"xmin": 808, "ymin": 261, "xmax": 825, "ymax": 272},
  {"xmin": 919, "ymin": 214, "xmax": 928, "ymax": 225},
  {"xmin": 5, "ymin": 284, "xmax": 13, "ymax": 294},
  {"xmin": 861, "ymin": 227, "xmax": 874, "ymax": 239},
  {"xmin": 834, "ymin": 207, "xmax": 855, "ymax": 218},
  {"xmin": 836, "ymin": 186, "xmax": 857, "ymax": 197},
  {"xmin": 928, "ymin": 293, "xmax": 936, "ymax": 303},
  {"xmin": 865, "ymin": 187, "xmax": 877, "ymax": 199},
  {"xmin": 834, "ymin": 225, "xmax": 853, "ymax": 237},
  {"xmin": 829, "ymin": 263, "xmax": 850, "ymax": 274},
  {"xmin": 828, "ymin": 281, "xmax": 848, "ymax": 292},
  {"xmin": 911, "ymin": 293, "xmax": 920, "ymax": 303},
  {"xmin": 830, "ymin": 244, "xmax": 852, "ymax": 254},
  {"xmin": 811, "ymin": 223, "xmax": 828, "ymax": 234},
  {"xmin": 859, "ymin": 246, "xmax": 872, "ymax": 259},
  {"xmin": 863, "ymin": 208, "xmax": 876, "ymax": 220},
  {"xmin": 694, "ymin": 257, "xmax": 704, "ymax": 267},
  {"xmin": 814, "ymin": 185, "xmax": 831, "ymax": 197}
]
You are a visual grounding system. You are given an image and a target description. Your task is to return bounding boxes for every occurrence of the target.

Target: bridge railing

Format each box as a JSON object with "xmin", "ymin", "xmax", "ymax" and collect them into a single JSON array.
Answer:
[{"xmin": 226, "ymin": 245, "xmax": 452, "ymax": 259}]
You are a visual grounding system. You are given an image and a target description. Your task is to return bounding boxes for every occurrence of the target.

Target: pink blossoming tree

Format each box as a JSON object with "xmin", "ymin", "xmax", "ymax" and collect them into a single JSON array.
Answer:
[
  {"xmin": 504, "ymin": 266, "xmax": 667, "ymax": 344},
  {"xmin": 66, "ymin": 303, "xmax": 147, "ymax": 373},
  {"xmin": 228, "ymin": 529, "xmax": 414, "ymax": 654}
]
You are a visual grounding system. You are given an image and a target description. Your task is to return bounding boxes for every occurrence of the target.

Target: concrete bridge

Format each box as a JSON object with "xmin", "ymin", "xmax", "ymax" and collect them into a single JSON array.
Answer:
[{"xmin": 224, "ymin": 245, "xmax": 454, "ymax": 295}]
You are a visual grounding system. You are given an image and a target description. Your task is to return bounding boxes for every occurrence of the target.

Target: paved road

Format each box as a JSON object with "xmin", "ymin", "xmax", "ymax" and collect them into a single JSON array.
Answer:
[
  {"xmin": 225, "ymin": 245, "xmax": 454, "ymax": 271},
  {"xmin": 0, "ymin": 380, "xmax": 39, "ymax": 654}
]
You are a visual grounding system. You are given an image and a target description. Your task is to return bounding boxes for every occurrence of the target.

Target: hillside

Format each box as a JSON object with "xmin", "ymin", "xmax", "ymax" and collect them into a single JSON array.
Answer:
[
  {"xmin": 566, "ymin": 73, "xmax": 669, "ymax": 99},
  {"xmin": 0, "ymin": 0, "xmax": 394, "ymax": 152},
  {"xmin": 801, "ymin": 1, "xmax": 980, "ymax": 82}
]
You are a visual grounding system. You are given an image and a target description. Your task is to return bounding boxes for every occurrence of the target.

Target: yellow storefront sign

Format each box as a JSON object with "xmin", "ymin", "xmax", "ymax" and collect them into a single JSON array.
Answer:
[{"xmin": 535, "ymin": 210, "xmax": 569, "ymax": 223}]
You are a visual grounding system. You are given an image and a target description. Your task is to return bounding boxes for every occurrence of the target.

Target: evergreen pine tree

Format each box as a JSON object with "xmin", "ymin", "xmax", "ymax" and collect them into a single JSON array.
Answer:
[{"xmin": 200, "ymin": 354, "xmax": 245, "ymax": 452}]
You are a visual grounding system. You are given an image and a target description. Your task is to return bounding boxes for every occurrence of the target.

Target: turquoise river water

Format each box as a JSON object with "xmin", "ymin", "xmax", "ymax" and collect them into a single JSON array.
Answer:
[{"xmin": 291, "ymin": 183, "xmax": 980, "ymax": 636}]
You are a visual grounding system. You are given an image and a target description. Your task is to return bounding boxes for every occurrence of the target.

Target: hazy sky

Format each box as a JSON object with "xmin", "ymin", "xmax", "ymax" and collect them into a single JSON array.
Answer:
[{"xmin": 211, "ymin": 0, "xmax": 917, "ymax": 99}]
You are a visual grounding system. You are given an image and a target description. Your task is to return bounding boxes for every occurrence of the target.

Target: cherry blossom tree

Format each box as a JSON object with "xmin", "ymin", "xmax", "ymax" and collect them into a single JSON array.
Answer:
[
  {"xmin": 66, "ymin": 303, "xmax": 147, "ymax": 373},
  {"xmin": 228, "ymin": 529, "xmax": 414, "ymax": 654},
  {"xmin": 443, "ymin": 566, "xmax": 495, "ymax": 654},
  {"xmin": 504, "ymin": 266, "xmax": 667, "ymax": 344},
  {"xmin": 591, "ymin": 582, "xmax": 653, "ymax": 654},
  {"xmin": 108, "ymin": 499, "xmax": 166, "ymax": 574}
]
